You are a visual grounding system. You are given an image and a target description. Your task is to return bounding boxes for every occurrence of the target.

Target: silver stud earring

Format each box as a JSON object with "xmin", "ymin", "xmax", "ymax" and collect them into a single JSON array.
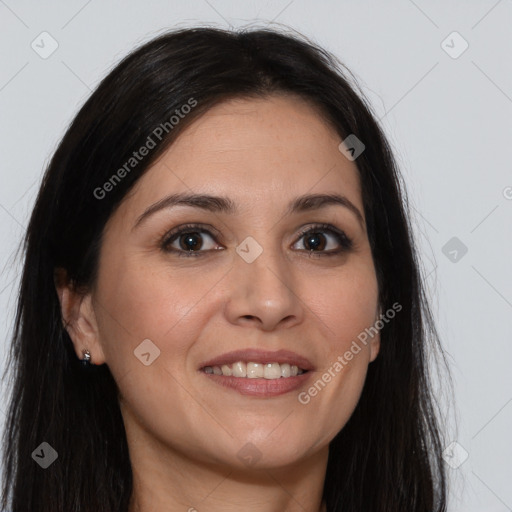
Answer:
[{"xmin": 81, "ymin": 349, "xmax": 91, "ymax": 367}]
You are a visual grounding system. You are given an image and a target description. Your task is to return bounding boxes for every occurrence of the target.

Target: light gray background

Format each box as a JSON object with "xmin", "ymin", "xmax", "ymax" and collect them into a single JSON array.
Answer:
[{"xmin": 1, "ymin": 1, "xmax": 511, "ymax": 510}]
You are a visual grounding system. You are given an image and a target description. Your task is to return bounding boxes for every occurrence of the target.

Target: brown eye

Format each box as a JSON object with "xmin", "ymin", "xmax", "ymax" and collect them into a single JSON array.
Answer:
[
  {"xmin": 302, "ymin": 231, "xmax": 328, "ymax": 251},
  {"xmin": 176, "ymin": 231, "xmax": 205, "ymax": 251},
  {"xmin": 293, "ymin": 224, "xmax": 353, "ymax": 256},
  {"xmin": 161, "ymin": 224, "xmax": 221, "ymax": 257}
]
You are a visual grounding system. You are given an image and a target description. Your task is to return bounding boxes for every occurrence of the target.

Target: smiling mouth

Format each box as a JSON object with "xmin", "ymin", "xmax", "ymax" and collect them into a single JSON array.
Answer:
[{"xmin": 202, "ymin": 361, "xmax": 307, "ymax": 379}]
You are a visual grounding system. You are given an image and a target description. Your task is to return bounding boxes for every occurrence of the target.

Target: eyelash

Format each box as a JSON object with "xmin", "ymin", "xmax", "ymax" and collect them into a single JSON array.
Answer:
[{"xmin": 160, "ymin": 223, "xmax": 353, "ymax": 259}]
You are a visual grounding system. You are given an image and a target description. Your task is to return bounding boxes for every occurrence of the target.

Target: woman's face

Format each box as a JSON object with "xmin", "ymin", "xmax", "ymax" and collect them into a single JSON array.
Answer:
[{"xmin": 72, "ymin": 94, "xmax": 380, "ymax": 470}]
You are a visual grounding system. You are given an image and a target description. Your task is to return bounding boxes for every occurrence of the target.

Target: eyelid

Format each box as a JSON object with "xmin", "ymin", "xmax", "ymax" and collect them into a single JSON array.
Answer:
[{"xmin": 161, "ymin": 223, "xmax": 222, "ymax": 244}]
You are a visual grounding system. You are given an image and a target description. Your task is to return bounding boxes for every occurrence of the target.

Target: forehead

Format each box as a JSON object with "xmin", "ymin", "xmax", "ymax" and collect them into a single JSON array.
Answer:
[{"xmin": 123, "ymin": 94, "xmax": 363, "ymax": 218}]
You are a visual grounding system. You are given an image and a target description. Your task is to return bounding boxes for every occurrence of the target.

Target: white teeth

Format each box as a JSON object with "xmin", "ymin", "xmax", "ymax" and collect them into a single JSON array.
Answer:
[
  {"xmin": 247, "ymin": 362, "xmax": 263, "ymax": 378},
  {"xmin": 221, "ymin": 364, "xmax": 232, "ymax": 376},
  {"xmin": 203, "ymin": 361, "xmax": 306, "ymax": 379},
  {"xmin": 263, "ymin": 362, "xmax": 281, "ymax": 379},
  {"xmin": 232, "ymin": 361, "xmax": 246, "ymax": 377}
]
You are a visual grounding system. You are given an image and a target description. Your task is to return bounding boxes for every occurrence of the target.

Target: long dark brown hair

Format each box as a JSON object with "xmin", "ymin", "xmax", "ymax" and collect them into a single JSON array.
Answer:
[{"xmin": 1, "ymin": 26, "xmax": 451, "ymax": 511}]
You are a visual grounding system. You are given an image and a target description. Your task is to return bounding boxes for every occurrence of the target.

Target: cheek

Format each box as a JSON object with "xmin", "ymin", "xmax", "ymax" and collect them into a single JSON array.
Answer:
[
  {"xmin": 296, "ymin": 261, "xmax": 378, "ymax": 431},
  {"xmin": 93, "ymin": 252, "xmax": 229, "ymax": 376},
  {"xmin": 306, "ymin": 260, "xmax": 379, "ymax": 355},
  {"xmin": 90, "ymin": 256, "xmax": 242, "ymax": 460}
]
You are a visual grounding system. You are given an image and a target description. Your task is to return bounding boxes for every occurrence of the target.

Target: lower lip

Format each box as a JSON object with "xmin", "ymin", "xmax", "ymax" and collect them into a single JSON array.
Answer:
[{"xmin": 201, "ymin": 371, "xmax": 312, "ymax": 397}]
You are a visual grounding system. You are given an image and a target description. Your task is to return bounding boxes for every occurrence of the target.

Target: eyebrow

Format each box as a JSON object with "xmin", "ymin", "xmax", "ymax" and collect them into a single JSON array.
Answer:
[{"xmin": 133, "ymin": 192, "xmax": 365, "ymax": 230}]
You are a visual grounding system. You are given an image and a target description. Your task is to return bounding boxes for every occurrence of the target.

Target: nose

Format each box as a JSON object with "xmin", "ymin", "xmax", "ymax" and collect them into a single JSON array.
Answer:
[{"xmin": 223, "ymin": 244, "xmax": 305, "ymax": 332}]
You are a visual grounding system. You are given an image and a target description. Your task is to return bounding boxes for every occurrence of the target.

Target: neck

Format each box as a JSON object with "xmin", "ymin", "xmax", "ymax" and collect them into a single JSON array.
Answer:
[{"xmin": 127, "ymin": 428, "xmax": 329, "ymax": 512}]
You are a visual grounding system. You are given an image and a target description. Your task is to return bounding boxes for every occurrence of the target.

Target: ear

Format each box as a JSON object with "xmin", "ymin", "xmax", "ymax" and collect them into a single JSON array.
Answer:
[
  {"xmin": 369, "ymin": 306, "xmax": 382, "ymax": 363},
  {"xmin": 54, "ymin": 268, "xmax": 106, "ymax": 365},
  {"xmin": 369, "ymin": 333, "xmax": 380, "ymax": 362}
]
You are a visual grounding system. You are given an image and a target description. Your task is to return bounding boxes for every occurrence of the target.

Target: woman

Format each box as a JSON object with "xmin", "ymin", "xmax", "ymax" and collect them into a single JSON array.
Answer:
[{"xmin": 0, "ymin": 26, "xmax": 451, "ymax": 511}]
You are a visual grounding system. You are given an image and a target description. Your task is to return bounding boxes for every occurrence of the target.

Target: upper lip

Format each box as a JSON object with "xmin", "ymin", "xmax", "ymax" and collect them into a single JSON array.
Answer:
[{"xmin": 199, "ymin": 349, "xmax": 315, "ymax": 371}]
